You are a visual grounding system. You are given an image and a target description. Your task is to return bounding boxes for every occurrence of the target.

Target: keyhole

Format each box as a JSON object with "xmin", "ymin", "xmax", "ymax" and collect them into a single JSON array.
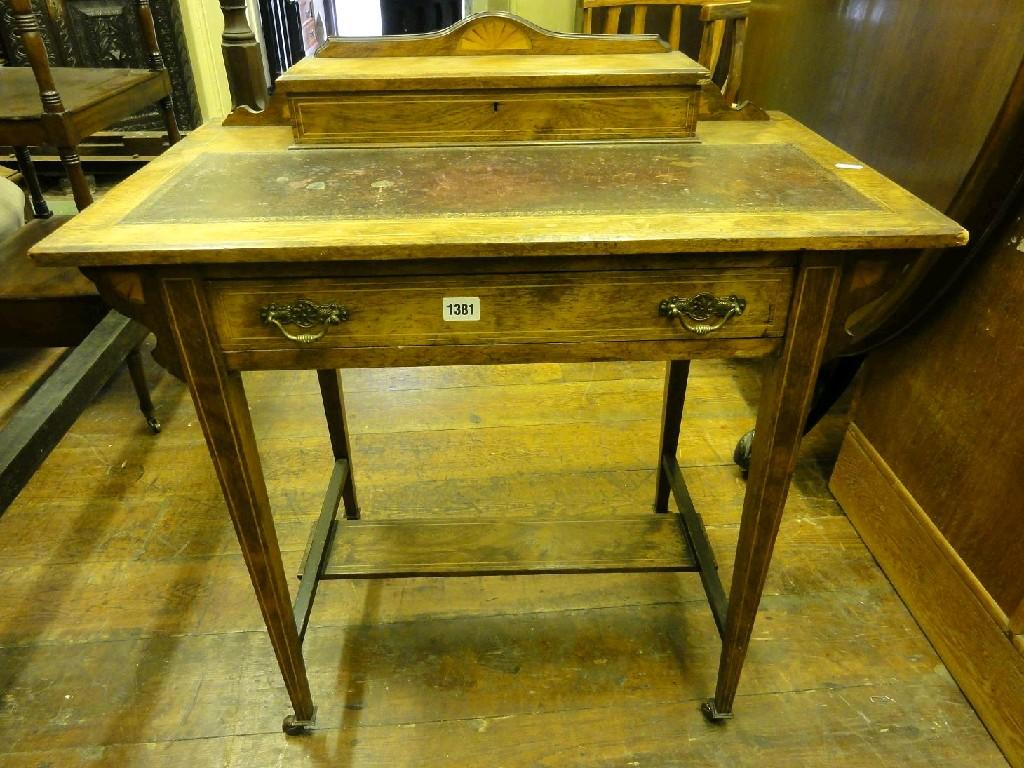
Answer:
[{"xmin": 493, "ymin": 101, "xmax": 500, "ymax": 112}]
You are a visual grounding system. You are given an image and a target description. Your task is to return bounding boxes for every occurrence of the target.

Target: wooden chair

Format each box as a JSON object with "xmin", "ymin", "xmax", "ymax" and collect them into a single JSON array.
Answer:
[
  {"xmin": 1, "ymin": 0, "xmax": 181, "ymax": 212},
  {"xmin": 0, "ymin": 0, "xmax": 180, "ymax": 513},
  {"xmin": 582, "ymin": 0, "xmax": 750, "ymax": 107}
]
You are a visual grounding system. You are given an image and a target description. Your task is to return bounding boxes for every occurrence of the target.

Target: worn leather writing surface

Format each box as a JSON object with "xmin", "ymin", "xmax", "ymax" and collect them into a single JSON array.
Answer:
[{"xmin": 125, "ymin": 143, "xmax": 881, "ymax": 225}]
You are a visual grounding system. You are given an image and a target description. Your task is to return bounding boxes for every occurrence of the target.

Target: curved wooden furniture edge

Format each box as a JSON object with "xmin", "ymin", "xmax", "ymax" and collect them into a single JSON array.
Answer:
[
  {"xmin": 222, "ymin": 94, "xmax": 289, "ymax": 126},
  {"xmin": 85, "ymin": 268, "xmax": 183, "ymax": 380},
  {"xmin": 316, "ymin": 12, "xmax": 671, "ymax": 58}
]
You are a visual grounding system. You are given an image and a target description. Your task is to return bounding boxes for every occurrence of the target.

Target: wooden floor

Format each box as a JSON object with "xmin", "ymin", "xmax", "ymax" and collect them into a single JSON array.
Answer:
[{"xmin": 0, "ymin": 345, "xmax": 1008, "ymax": 767}]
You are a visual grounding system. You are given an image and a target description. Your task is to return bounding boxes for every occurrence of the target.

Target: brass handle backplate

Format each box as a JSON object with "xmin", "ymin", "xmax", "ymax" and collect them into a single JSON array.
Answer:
[
  {"xmin": 659, "ymin": 293, "xmax": 747, "ymax": 336},
  {"xmin": 260, "ymin": 298, "xmax": 348, "ymax": 344}
]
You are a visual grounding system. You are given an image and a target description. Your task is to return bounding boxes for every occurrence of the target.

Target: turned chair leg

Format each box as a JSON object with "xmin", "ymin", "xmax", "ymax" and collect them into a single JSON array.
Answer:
[
  {"xmin": 58, "ymin": 147, "xmax": 93, "ymax": 211},
  {"xmin": 13, "ymin": 147, "xmax": 52, "ymax": 219},
  {"xmin": 126, "ymin": 346, "xmax": 161, "ymax": 433},
  {"xmin": 158, "ymin": 97, "xmax": 182, "ymax": 145},
  {"xmin": 132, "ymin": 0, "xmax": 181, "ymax": 145}
]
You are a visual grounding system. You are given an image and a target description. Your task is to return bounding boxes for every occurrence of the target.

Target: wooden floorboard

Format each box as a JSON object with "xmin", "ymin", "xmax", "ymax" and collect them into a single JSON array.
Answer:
[{"xmin": 0, "ymin": 349, "xmax": 1008, "ymax": 766}]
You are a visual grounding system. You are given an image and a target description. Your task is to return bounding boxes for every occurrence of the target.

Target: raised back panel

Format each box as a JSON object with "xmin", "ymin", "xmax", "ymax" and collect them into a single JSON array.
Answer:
[{"xmin": 315, "ymin": 11, "xmax": 670, "ymax": 57}]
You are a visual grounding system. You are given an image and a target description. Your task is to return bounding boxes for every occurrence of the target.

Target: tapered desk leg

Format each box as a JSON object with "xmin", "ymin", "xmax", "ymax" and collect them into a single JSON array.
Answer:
[
  {"xmin": 317, "ymin": 369, "xmax": 360, "ymax": 519},
  {"xmin": 654, "ymin": 360, "xmax": 690, "ymax": 513},
  {"xmin": 705, "ymin": 258, "xmax": 841, "ymax": 721},
  {"xmin": 162, "ymin": 277, "xmax": 316, "ymax": 732}
]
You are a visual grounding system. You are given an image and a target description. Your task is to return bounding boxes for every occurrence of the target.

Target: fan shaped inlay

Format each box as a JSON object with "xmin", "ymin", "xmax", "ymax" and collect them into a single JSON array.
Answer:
[{"xmin": 457, "ymin": 18, "xmax": 532, "ymax": 52}]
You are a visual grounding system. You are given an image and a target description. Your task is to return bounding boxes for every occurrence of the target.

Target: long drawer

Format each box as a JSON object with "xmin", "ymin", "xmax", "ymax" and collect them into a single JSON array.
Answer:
[
  {"xmin": 208, "ymin": 268, "xmax": 793, "ymax": 352},
  {"xmin": 288, "ymin": 87, "xmax": 698, "ymax": 145}
]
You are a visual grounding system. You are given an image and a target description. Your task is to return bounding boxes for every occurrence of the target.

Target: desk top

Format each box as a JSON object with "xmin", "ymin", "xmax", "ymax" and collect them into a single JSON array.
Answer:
[{"xmin": 32, "ymin": 114, "xmax": 966, "ymax": 267}]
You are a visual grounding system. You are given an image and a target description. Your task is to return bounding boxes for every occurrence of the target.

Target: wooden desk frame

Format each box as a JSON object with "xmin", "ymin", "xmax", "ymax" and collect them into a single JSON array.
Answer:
[
  {"xmin": 30, "ymin": 14, "xmax": 964, "ymax": 736},
  {"xmin": 151, "ymin": 249, "xmax": 839, "ymax": 732}
]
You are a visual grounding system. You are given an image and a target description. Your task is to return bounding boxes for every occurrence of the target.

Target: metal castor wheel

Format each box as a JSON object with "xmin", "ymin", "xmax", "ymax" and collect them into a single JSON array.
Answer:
[
  {"xmin": 700, "ymin": 699, "xmax": 734, "ymax": 723},
  {"xmin": 146, "ymin": 415, "xmax": 162, "ymax": 434},
  {"xmin": 283, "ymin": 708, "xmax": 317, "ymax": 735},
  {"xmin": 733, "ymin": 428, "xmax": 755, "ymax": 473}
]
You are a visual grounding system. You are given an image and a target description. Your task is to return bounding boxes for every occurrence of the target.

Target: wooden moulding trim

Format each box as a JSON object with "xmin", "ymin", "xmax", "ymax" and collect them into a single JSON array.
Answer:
[
  {"xmin": 30, "ymin": 231, "xmax": 968, "ymax": 268},
  {"xmin": 830, "ymin": 423, "xmax": 1024, "ymax": 766},
  {"xmin": 845, "ymin": 424, "xmax": 1008, "ymax": 631},
  {"xmin": 278, "ymin": 67, "xmax": 706, "ymax": 92},
  {"xmin": 219, "ymin": 337, "xmax": 783, "ymax": 371}
]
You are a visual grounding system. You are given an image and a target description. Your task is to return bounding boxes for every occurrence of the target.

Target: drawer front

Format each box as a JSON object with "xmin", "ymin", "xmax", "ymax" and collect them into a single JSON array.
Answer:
[
  {"xmin": 209, "ymin": 269, "xmax": 792, "ymax": 352},
  {"xmin": 289, "ymin": 87, "xmax": 697, "ymax": 145}
]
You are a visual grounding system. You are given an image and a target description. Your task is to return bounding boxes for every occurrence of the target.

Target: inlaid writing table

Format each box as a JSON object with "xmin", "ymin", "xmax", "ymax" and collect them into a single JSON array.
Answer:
[{"xmin": 31, "ymin": 15, "xmax": 965, "ymax": 734}]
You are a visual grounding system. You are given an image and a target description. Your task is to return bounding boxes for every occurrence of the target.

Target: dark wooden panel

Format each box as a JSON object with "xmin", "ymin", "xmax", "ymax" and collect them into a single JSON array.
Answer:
[
  {"xmin": 741, "ymin": 0, "xmax": 1024, "ymax": 210},
  {"xmin": 830, "ymin": 424, "xmax": 1024, "ymax": 768},
  {"xmin": 852, "ymin": 191, "xmax": 1024, "ymax": 616}
]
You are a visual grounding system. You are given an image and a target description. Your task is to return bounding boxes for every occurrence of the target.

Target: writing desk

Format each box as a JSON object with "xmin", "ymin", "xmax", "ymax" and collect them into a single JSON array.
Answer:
[{"xmin": 31, "ymin": 14, "xmax": 965, "ymax": 734}]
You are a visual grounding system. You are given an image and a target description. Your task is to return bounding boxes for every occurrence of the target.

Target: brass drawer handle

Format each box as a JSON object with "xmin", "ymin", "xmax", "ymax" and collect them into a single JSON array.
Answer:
[
  {"xmin": 659, "ymin": 293, "xmax": 747, "ymax": 336},
  {"xmin": 260, "ymin": 299, "xmax": 348, "ymax": 344}
]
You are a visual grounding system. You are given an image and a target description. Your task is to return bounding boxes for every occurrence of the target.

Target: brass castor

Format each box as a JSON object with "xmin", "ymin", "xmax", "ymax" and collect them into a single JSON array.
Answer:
[
  {"xmin": 733, "ymin": 428, "xmax": 754, "ymax": 473},
  {"xmin": 283, "ymin": 708, "xmax": 317, "ymax": 735},
  {"xmin": 701, "ymin": 699, "xmax": 734, "ymax": 723},
  {"xmin": 146, "ymin": 415, "xmax": 162, "ymax": 434}
]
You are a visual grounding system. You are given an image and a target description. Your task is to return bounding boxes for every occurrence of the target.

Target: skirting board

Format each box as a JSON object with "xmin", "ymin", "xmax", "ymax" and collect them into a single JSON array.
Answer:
[{"xmin": 830, "ymin": 423, "xmax": 1024, "ymax": 768}]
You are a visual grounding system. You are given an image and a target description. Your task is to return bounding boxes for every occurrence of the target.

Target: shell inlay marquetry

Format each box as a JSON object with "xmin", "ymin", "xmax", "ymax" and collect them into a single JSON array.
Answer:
[{"xmin": 456, "ymin": 17, "xmax": 532, "ymax": 52}]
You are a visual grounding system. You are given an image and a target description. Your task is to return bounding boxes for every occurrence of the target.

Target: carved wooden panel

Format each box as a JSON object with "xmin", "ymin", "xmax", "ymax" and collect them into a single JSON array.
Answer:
[
  {"xmin": 0, "ymin": 0, "xmax": 200, "ymax": 130},
  {"xmin": 0, "ymin": 0, "xmax": 68, "ymax": 65},
  {"xmin": 65, "ymin": 0, "xmax": 140, "ymax": 68}
]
